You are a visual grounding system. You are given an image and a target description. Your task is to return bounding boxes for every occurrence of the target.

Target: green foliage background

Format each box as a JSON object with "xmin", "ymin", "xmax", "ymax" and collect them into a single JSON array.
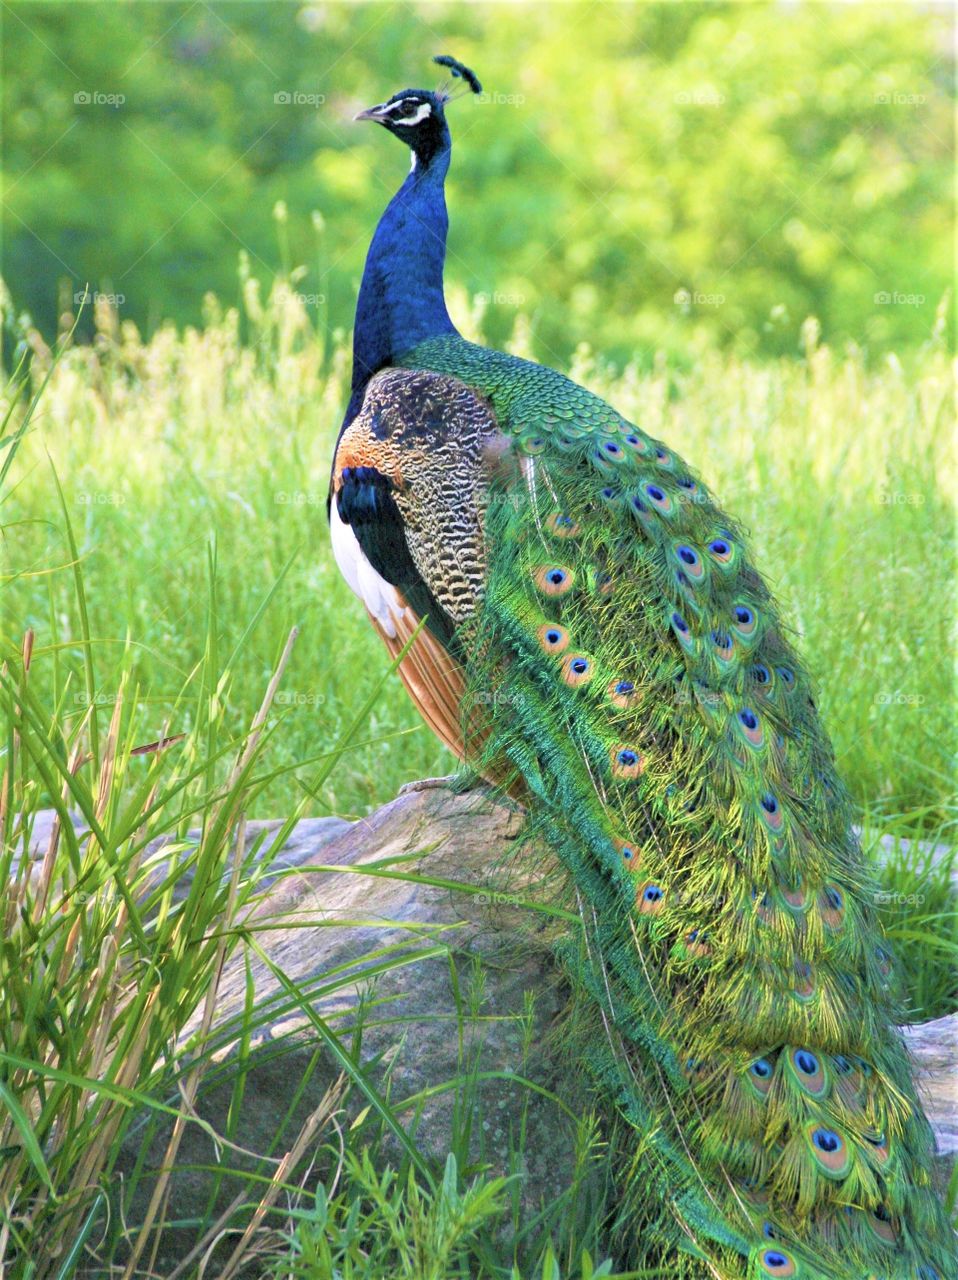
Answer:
[{"xmin": 2, "ymin": 0, "xmax": 954, "ymax": 363}]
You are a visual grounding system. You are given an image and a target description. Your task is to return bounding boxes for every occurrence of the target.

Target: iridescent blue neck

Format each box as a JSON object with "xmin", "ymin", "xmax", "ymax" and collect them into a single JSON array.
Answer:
[{"xmin": 345, "ymin": 146, "xmax": 457, "ymax": 424}]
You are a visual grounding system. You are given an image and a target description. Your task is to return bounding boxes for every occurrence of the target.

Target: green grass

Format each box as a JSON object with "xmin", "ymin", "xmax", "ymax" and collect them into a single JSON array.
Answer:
[
  {"xmin": 3, "ymin": 287, "xmax": 954, "ymax": 823},
  {"xmin": 1, "ymin": 285, "xmax": 955, "ymax": 1276}
]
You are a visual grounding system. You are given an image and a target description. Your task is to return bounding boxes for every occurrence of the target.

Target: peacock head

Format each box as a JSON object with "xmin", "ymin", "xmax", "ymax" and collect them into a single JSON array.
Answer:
[{"xmin": 355, "ymin": 55, "xmax": 481, "ymax": 168}]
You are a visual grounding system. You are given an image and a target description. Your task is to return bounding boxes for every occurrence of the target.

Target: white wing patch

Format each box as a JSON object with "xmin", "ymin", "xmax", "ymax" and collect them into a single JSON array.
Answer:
[{"xmin": 330, "ymin": 500, "xmax": 407, "ymax": 639}]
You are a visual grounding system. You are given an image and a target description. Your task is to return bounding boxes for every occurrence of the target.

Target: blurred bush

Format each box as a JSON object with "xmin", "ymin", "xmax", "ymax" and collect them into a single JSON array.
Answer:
[{"xmin": 1, "ymin": 1, "xmax": 953, "ymax": 363}]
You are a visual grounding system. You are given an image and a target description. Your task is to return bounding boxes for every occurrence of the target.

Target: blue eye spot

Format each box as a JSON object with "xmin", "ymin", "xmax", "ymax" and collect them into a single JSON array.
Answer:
[
  {"xmin": 603, "ymin": 441, "xmax": 621, "ymax": 455},
  {"xmin": 671, "ymin": 612, "xmax": 689, "ymax": 633},
  {"xmin": 795, "ymin": 1050, "xmax": 818, "ymax": 1075},
  {"xmin": 646, "ymin": 484, "xmax": 665, "ymax": 501},
  {"xmin": 711, "ymin": 630, "xmax": 732, "ymax": 649},
  {"xmin": 825, "ymin": 886, "xmax": 843, "ymax": 909},
  {"xmin": 618, "ymin": 749, "xmax": 639, "ymax": 767},
  {"xmin": 655, "ymin": 448, "xmax": 668, "ymax": 461},
  {"xmin": 709, "ymin": 539, "xmax": 730, "ymax": 555},
  {"xmin": 615, "ymin": 680, "xmax": 635, "ymax": 694},
  {"xmin": 571, "ymin": 658, "xmax": 589, "ymax": 674},
  {"xmin": 678, "ymin": 476, "xmax": 695, "ymax": 489},
  {"xmin": 625, "ymin": 433, "xmax": 640, "ymax": 445},
  {"xmin": 734, "ymin": 606, "xmax": 753, "ymax": 625},
  {"xmin": 812, "ymin": 1128, "xmax": 840, "ymax": 1153},
  {"xmin": 833, "ymin": 1054, "xmax": 851, "ymax": 1074},
  {"xmin": 750, "ymin": 1058, "xmax": 772, "ymax": 1079},
  {"xmin": 763, "ymin": 1253, "xmax": 788, "ymax": 1270},
  {"xmin": 643, "ymin": 884, "xmax": 663, "ymax": 902},
  {"xmin": 631, "ymin": 494, "xmax": 647, "ymax": 511},
  {"xmin": 556, "ymin": 514, "xmax": 573, "ymax": 526},
  {"xmin": 751, "ymin": 664, "xmax": 770, "ymax": 684},
  {"xmin": 760, "ymin": 793, "xmax": 778, "ymax": 814},
  {"xmin": 548, "ymin": 570, "xmax": 566, "ymax": 586},
  {"xmin": 739, "ymin": 708, "xmax": 758, "ymax": 730},
  {"xmin": 621, "ymin": 845, "xmax": 634, "ymax": 860},
  {"xmin": 676, "ymin": 545, "xmax": 698, "ymax": 566},
  {"xmin": 762, "ymin": 1222, "xmax": 776, "ymax": 1240},
  {"xmin": 545, "ymin": 630, "xmax": 561, "ymax": 645},
  {"xmin": 777, "ymin": 666, "xmax": 795, "ymax": 684},
  {"xmin": 601, "ymin": 486, "xmax": 617, "ymax": 500}
]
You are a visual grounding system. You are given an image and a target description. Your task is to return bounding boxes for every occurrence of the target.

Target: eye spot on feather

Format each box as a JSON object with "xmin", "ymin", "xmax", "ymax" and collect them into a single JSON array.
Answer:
[
  {"xmin": 792, "ymin": 959, "xmax": 816, "ymax": 1000},
  {"xmin": 732, "ymin": 603, "xmax": 757, "ymax": 637},
  {"xmin": 537, "ymin": 623, "xmax": 569, "ymax": 655},
  {"xmin": 608, "ymin": 678, "xmax": 637, "ymax": 709},
  {"xmin": 546, "ymin": 512, "xmax": 580, "ymax": 538},
  {"xmin": 622, "ymin": 432, "xmax": 648, "ymax": 453},
  {"xmin": 707, "ymin": 537, "xmax": 734, "ymax": 564},
  {"xmin": 781, "ymin": 879, "xmax": 808, "ymax": 911},
  {"xmin": 685, "ymin": 927, "xmax": 710, "ymax": 958},
  {"xmin": 867, "ymin": 1204, "xmax": 897, "ymax": 1245},
  {"xmin": 750, "ymin": 662, "xmax": 772, "ymax": 686},
  {"xmin": 807, "ymin": 1124, "xmax": 850, "ymax": 1178},
  {"xmin": 561, "ymin": 653, "xmax": 593, "ymax": 687},
  {"xmin": 820, "ymin": 884, "xmax": 845, "ymax": 929},
  {"xmin": 654, "ymin": 448, "xmax": 673, "ymax": 468},
  {"xmin": 677, "ymin": 476, "xmax": 696, "ymax": 491},
  {"xmin": 681, "ymin": 1055, "xmax": 709, "ymax": 1083},
  {"xmin": 596, "ymin": 572, "xmax": 614, "ymax": 596},
  {"xmin": 599, "ymin": 486, "xmax": 619, "ymax": 505},
  {"xmin": 758, "ymin": 1247, "xmax": 797, "ymax": 1277},
  {"xmin": 711, "ymin": 630, "xmax": 735, "ymax": 662},
  {"xmin": 790, "ymin": 1047, "xmax": 828, "ymax": 1095},
  {"xmin": 864, "ymin": 1129, "xmax": 890, "ymax": 1164},
  {"xmin": 614, "ymin": 836, "xmax": 642, "ymax": 871},
  {"xmin": 673, "ymin": 543, "xmax": 706, "ymax": 581},
  {"xmin": 776, "ymin": 665, "xmax": 795, "ymax": 687},
  {"xmin": 875, "ymin": 945, "xmax": 893, "ymax": 978},
  {"xmin": 759, "ymin": 792, "xmax": 784, "ymax": 831},
  {"xmin": 644, "ymin": 482, "xmax": 673, "ymax": 513},
  {"xmin": 520, "ymin": 435, "xmax": 547, "ymax": 456},
  {"xmin": 747, "ymin": 1057, "xmax": 775, "ymax": 1097},
  {"xmin": 736, "ymin": 706, "xmax": 764, "ymax": 747},
  {"xmin": 534, "ymin": 565, "xmax": 575, "ymax": 596},
  {"xmin": 638, "ymin": 881, "xmax": 665, "ymax": 914},
  {"xmin": 611, "ymin": 745, "xmax": 645, "ymax": 779}
]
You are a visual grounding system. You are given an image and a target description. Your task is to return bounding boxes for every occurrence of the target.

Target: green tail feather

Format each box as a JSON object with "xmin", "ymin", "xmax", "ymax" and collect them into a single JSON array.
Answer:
[{"xmin": 401, "ymin": 336, "xmax": 956, "ymax": 1280}]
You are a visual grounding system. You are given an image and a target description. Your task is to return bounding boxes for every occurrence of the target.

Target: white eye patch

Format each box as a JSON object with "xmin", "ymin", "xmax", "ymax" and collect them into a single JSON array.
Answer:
[{"xmin": 393, "ymin": 101, "xmax": 432, "ymax": 127}]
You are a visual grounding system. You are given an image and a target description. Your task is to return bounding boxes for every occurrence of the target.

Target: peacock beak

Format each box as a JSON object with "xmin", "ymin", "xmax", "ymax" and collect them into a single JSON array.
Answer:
[{"xmin": 354, "ymin": 102, "xmax": 392, "ymax": 123}]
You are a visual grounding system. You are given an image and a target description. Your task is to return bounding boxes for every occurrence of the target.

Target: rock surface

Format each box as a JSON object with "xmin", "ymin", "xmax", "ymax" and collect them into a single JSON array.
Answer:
[{"xmin": 29, "ymin": 789, "xmax": 958, "ymax": 1273}]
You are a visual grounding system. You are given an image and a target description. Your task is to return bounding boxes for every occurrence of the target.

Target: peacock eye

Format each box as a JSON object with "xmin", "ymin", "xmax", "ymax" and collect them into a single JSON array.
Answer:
[{"xmin": 399, "ymin": 99, "xmax": 418, "ymax": 117}]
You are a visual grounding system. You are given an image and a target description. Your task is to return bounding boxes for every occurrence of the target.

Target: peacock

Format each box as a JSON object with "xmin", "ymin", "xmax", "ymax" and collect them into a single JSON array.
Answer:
[{"xmin": 328, "ymin": 55, "xmax": 956, "ymax": 1279}]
